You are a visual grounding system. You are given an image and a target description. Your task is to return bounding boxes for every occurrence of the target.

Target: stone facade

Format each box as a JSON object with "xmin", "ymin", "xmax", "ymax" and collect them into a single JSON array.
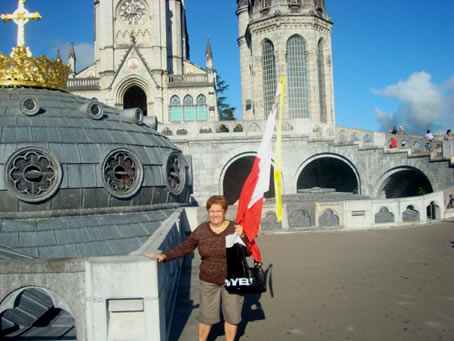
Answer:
[{"xmin": 67, "ymin": 0, "xmax": 218, "ymax": 124}]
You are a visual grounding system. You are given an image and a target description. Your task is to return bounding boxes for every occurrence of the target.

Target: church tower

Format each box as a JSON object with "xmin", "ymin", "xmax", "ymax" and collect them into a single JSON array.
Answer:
[
  {"xmin": 236, "ymin": 0, "xmax": 335, "ymax": 125},
  {"xmin": 68, "ymin": 0, "xmax": 218, "ymax": 124}
]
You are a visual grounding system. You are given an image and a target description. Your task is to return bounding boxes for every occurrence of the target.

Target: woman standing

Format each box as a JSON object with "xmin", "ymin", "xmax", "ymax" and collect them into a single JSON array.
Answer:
[{"xmin": 147, "ymin": 195, "xmax": 248, "ymax": 341}]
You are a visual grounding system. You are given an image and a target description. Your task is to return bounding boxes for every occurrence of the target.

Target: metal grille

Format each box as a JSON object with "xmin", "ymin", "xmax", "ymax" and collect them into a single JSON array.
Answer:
[
  {"xmin": 262, "ymin": 40, "xmax": 276, "ymax": 117},
  {"xmin": 286, "ymin": 36, "xmax": 309, "ymax": 118},
  {"xmin": 318, "ymin": 39, "xmax": 327, "ymax": 123}
]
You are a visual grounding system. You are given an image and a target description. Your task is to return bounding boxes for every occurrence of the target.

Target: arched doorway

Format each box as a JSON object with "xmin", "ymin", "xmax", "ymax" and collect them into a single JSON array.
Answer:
[
  {"xmin": 297, "ymin": 156, "xmax": 359, "ymax": 193},
  {"xmin": 378, "ymin": 169, "xmax": 433, "ymax": 198},
  {"xmin": 123, "ymin": 85, "xmax": 147, "ymax": 116},
  {"xmin": 222, "ymin": 156, "xmax": 275, "ymax": 205}
]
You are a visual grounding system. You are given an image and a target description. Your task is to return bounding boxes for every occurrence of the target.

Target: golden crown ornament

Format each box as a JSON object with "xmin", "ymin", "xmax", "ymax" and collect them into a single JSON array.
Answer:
[{"xmin": 0, "ymin": 0, "xmax": 71, "ymax": 92}]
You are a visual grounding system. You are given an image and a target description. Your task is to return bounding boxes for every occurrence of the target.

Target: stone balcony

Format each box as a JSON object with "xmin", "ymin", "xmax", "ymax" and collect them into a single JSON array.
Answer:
[
  {"xmin": 67, "ymin": 77, "xmax": 100, "ymax": 91},
  {"xmin": 167, "ymin": 74, "xmax": 212, "ymax": 87}
]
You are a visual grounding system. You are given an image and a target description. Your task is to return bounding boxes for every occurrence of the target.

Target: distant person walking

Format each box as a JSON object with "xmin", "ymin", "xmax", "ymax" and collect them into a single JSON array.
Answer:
[
  {"xmin": 389, "ymin": 126, "xmax": 398, "ymax": 134},
  {"xmin": 399, "ymin": 125, "xmax": 405, "ymax": 135},
  {"xmin": 424, "ymin": 130, "xmax": 434, "ymax": 151}
]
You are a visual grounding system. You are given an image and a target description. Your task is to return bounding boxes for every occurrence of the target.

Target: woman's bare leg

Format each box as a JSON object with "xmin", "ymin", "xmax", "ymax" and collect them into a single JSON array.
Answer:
[
  {"xmin": 198, "ymin": 322, "xmax": 212, "ymax": 341},
  {"xmin": 224, "ymin": 321, "xmax": 238, "ymax": 341}
]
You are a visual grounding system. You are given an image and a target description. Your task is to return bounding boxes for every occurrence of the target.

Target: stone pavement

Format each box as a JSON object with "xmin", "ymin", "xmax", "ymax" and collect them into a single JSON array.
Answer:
[{"xmin": 169, "ymin": 220, "xmax": 454, "ymax": 341}]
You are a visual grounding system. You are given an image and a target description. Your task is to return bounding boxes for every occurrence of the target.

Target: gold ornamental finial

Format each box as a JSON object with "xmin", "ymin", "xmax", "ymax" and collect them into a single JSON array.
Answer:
[
  {"xmin": 0, "ymin": 0, "xmax": 70, "ymax": 91},
  {"xmin": 1, "ymin": 0, "xmax": 41, "ymax": 48}
]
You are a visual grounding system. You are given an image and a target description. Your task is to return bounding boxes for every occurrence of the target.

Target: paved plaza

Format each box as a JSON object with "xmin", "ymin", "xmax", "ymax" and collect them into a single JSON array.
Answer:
[{"xmin": 170, "ymin": 220, "xmax": 454, "ymax": 341}]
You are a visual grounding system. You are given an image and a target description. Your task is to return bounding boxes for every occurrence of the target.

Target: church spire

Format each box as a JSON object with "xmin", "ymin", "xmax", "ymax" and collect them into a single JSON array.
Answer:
[
  {"xmin": 67, "ymin": 42, "xmax": 76, "ymax": 76},
  {"xmin": 205, "ymin": 38, "xmax": 213, "ymax": 69}
]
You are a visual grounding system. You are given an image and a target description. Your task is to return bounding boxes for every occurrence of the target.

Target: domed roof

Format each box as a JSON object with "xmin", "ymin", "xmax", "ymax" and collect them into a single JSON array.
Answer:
[
  {"xmin": 0, "ymin": 87, "xmax": 192, "ymax": 215},
  {"xmin": 0, "ymin": 87, "xmax": 192, "ymax": 259}
]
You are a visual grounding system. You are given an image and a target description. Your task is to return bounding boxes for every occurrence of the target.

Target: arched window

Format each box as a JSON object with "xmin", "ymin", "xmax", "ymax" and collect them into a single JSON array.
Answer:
[
  {"xmin": 318, "ymin": 39, "xmax": 327, "ymax": 123},
  {"xmin": 183, "ymin": 95, "xmax": 195, "ymax": 121},
  {"xmin": 196, "ymin": 94, "xmax": 208, "ymax": 120},
  {"xmin": 262, "ymin": 39, "xmax": 276, "ymax": 117},
  {"xmin": 287, "ymin": 35, "xmax": 309, "ymax": 118},
  {"xmin": 169, "ymin": 95, "xmax": 181, "ymax": 122}
]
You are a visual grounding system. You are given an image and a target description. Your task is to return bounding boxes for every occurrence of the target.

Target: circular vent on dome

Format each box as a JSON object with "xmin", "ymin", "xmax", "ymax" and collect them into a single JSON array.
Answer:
[
  {"xmin": 166, "ymin": 152, "xmax": 186, "ymax": 195},
  {"xmin": 5, "ymin": 147, "xmax": 62, "ymax": 203},
  {"xmin": 20, "ymin": 97, "xmax": 40, "ymax": 116},
  {"xmin": 101, "ymin": 149, "xmax": 143, "ymax": 198}
]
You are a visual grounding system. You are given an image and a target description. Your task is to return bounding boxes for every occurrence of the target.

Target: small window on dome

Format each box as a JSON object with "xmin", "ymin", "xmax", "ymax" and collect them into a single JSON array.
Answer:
[
  {"xmin": 5, "ymin": 147, "xmax": 62, "ymax": 203},
  {"xmin": 102, "ymin": 149, "xmax": 143, "ymax": 199},
  {"xmin": 166, "ymin": 152, "xmax": 186, "ymax": 195}
]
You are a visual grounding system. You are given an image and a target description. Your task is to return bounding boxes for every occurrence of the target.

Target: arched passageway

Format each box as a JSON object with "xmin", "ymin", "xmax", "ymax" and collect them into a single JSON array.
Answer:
[
  {"xmin": 0, "ymin": 288, "xmax": 76, "ymax": 340},
  {"xmin": 379, "ymin": 169, "xmax": 433, "ymax": 198},
  {"xmin": 297, "ymin": 157, "xmax": 358, "ymax": 193},
  {"xmin": 223, "ymin": 156, "xmax": 275, "ymax": 205},
  {"xmin": 123, "ymin": 85, "xmax": 147, "ymax": 116}
]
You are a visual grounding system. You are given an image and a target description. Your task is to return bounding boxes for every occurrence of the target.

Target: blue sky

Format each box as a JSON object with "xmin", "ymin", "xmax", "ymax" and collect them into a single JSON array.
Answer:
[{"xmin": 1, "ymin": 0, "xmax": 453, "ymax": 134}]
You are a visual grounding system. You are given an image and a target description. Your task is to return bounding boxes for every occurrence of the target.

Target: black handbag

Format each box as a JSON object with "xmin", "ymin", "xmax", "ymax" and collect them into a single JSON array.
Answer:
[{"xmin": 225, "ymin": 237, "xmax": 266, "ymax": 294}]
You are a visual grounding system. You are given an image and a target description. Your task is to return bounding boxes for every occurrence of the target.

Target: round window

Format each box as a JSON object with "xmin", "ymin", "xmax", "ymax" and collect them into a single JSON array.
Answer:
[
  {"xmin": 5, "ymin": 147, "xmax": 62, "ymax": 202},
  {"xmin": 166, "ymin": 152, "xmax": 186, "ymax": 195},
  {"xmin": 102, "ymin": 149, "xmax": 143, "ymax": 198}
]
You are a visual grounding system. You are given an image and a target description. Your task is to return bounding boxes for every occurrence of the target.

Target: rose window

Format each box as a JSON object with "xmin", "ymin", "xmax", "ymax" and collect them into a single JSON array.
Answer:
[
  {"xmin": 5, "ymin": 147, "xmax": 62, "ymax": 202},
  {"xmin": 166, "ymin": 152, "xmax": 186, "ymax": 195},
  {"xmin": 102, "ymin": 149, "xmax": 143, "ymax": 198}
]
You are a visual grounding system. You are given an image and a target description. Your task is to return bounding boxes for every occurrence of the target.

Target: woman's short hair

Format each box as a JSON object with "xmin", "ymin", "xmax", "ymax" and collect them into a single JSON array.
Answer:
[{"xmin": 206, "ymin": 195, "xmax": 228, "ymax": 212}]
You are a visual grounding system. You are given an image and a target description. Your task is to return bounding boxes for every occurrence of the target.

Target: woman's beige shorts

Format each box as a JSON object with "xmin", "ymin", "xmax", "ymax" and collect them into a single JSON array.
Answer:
[{"xmin": 199, "ymin": 280, "xmax": 244, "ymax": 325}]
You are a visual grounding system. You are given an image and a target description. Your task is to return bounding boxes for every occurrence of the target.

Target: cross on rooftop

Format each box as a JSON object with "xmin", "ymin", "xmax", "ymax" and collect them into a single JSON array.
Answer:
[{"xmin": 1, "ymin": 0, "xmax": 41, "ymax": 47}]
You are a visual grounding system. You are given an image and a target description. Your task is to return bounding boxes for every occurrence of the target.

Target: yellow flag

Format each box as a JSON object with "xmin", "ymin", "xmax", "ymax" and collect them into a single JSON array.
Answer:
[{"xmin": 273, "ymin": 77, "xmax": 285, "ymax": 222}]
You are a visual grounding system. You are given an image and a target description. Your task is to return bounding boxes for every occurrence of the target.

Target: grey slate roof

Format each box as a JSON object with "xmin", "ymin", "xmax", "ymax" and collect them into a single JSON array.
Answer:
[
  {"xmin": 0, "ymin": 208, "xmax": 176, "ymax": 259},
  {"xmin": 0, "ymin": 87, "xmax": 192, "ymax": 215}
]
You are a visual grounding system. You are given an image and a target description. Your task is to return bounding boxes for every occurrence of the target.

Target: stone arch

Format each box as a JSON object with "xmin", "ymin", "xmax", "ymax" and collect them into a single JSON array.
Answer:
[
  {"xmin": 318, "ymin": 208, "xmax": 340, "ymax": 227},
  {"xmin": 374, "ymin": 166, "xmax": 434, "ymax": 199},
  {"xmin": 402, "ymin": 205, "xmax": 420, "ymax": 222},
  {"xmin": 221, "ymin": 153, "xmax": 276, "ymax": 205},
  {"xmin": 338, "ymin": 131, "xmax": 347, "ymax": 143},
  {"xmin": 123, "ymin": 85, "xmax": 147, "ymax": 116},
  {"xmin": 115, "ymin": 76, "xmax": 151, "ymax": 113},
  {"xmin": 217, "ymin": 148, "xmax": 278, "ymax": 205},
  {"xmin": 426, "ymin": 201, "xmax": 441, "ymax": 220},
  {"xmin": 296, "ymin": 153, "xmax": 361, "ymax": 194},
  {"xmin": 0, "ymin": 287, "xmax": 76, "ymax": 339},
  {"xmin": 374, "ymin": 206, "xmax": 395, "ymax": 224},
  {"xmin": 289, "ymin": 209, "xmax": 312, "ymax": 228}
]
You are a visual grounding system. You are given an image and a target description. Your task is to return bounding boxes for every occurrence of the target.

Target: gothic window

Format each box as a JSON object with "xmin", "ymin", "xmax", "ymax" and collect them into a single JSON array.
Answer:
[
  {"xmin": 183, "ymin": 95, "xmax": 195, "ymax": 121},
  {"xmin": 169, "ymin": 95, "xmax": 182, "ymax": 122},
  {"xmin": 102, "ymin": 149, "xmax": 143, "ymax": 198},
  {"xmin": 196, "ymin": 94, "xmax": 208, "ymax": 120},
  {"xmin": 286, "ymin": 35, "xmax": 309, "ymax": 118},
  {"xmin": 262, "ymin": 39, "xmax": 276, "ymax": 117},
  {"xmin": 318, "ymin": 39, "xmax": 327, "ymax": 123},
  {"xmin": 5, "ymin": 147, "xmax": 62, "ymax": 203}
]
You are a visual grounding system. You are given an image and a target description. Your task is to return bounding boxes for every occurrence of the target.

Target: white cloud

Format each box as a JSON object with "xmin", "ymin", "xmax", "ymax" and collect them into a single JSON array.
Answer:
[
  {"xmin": 48, "ymin": 41, "xmax": 94, "ymax": 72},
  {"xmin": 372, "ymin": 71, "xmax": 452, "ymax": 134}
]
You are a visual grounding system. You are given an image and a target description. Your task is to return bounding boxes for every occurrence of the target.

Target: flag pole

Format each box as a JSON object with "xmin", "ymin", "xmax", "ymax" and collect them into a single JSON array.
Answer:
[{"xmin": 274, "ymin": 77, "xmax": 285, "ymax": 222}]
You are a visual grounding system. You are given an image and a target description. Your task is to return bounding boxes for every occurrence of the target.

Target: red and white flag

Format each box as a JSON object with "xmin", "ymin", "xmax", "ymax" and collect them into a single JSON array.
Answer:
[{"xmin": 236, "ymin": 81, "xmax": 283, "ymax": 262}]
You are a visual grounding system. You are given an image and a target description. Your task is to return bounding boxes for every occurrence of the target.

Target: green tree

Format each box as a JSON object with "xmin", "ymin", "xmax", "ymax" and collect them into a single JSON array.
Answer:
[{"xmin": 216, "ymin": 75, "xmax": 236, "ymax": 120}]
